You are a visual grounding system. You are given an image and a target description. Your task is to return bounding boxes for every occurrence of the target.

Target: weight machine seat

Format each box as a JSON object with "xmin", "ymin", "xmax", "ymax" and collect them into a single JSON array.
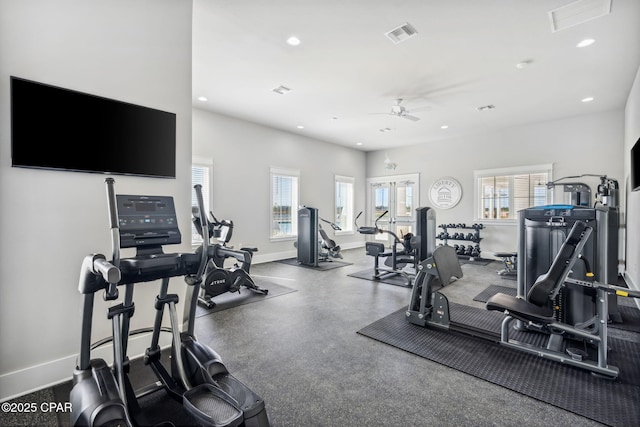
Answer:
[
  {"xmin": 494, "ymin": 252, "xmax": 517, "ymax": 259},
  {"xmin": 485, "ymin": 293, "xmax": 554, "ymax": 323},
  {"xmin": 486, "ymin": 220, "xmax": 589, "ymax": 324},
  {"xmin": 365, "ymin": 242, "xmax": 391, "ymax": 257}
]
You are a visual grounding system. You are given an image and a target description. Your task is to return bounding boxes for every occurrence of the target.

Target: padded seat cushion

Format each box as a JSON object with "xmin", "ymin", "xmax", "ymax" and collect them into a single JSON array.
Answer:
[
  {"xmin": 486, "ymin": 292, "xmax": 554, "ymax": 323},
  {"xmin": 494, "ymin": 252, "xmax": 517, "ymax": 258}
]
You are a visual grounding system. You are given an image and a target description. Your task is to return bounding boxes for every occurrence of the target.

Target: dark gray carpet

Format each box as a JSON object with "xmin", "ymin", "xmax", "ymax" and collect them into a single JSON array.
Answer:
[
  {"xmin": 357, "ymin": 307, "xmax": 640, "ymax": 427},
  {"xmin": 275, "ymin": 257, "xmax": 352, "ymax": 270},
  {"xmin": 348, "ymin": 269, "xmax": 413, "ymax": 287},
  {"xmin": 195, "ymin": 279, "xmax": 296, "ymax": 317}
]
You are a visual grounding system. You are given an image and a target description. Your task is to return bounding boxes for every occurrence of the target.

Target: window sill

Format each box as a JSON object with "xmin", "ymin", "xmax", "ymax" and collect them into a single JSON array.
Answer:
[{"xmin": 270, "ymin": 236, "xmax": 297, "ymax": 243}]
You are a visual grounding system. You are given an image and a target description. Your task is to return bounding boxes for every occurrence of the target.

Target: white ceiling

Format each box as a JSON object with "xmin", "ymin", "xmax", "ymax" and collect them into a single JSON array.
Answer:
[{"xmin": 192, "ymin": 0, "xmax": 640, "ymax": 152}]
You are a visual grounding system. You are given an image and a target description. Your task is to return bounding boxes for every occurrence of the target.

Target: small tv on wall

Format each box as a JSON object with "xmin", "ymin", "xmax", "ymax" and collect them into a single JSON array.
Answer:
[
  {"xmin": 11, "ymin": 76, "xmax": 176, "ymax": 178},
  {"xmin": 632, "ymin": 137, "xmax": 640, "ymax": 192}
]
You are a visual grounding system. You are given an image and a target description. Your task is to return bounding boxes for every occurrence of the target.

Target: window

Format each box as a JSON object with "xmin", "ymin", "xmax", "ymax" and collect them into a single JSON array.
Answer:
[
  {"xmin": 192, "ymin": 158, "xmax": 213, "ymax": 244},
  {"xmin": 270, "ymin": 167, "xmax": 299, "ymax": 239},
  {"xmin": 475, "ymin": 164, "xmax": 551, "ymax": 221},
  {"xmin": 335, "ymin": 175, "xmax": 354, "ymax": 233}
]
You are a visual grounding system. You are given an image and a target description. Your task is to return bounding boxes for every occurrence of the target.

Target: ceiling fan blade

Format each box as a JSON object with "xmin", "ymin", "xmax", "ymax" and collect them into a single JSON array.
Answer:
[{"xmin": 403, "ymin": 114, "xmax": 420, "ymax": 121}]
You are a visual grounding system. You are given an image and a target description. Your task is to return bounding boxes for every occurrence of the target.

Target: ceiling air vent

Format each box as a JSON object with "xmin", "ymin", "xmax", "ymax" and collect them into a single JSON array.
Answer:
[
  {"xmin": 272, "ymin": 85, "xmax": 292, "ymax": 95},
  {"xmin": 384, "ymin": 23, "xmax": 418, "ymax": 44},
  {"xmin": 477, "ymin": 105, "xmax": 496, "ymax": 112},
  {"xmin": 548, "ymin": 0, "xmax": 611, "ymax": 32}
]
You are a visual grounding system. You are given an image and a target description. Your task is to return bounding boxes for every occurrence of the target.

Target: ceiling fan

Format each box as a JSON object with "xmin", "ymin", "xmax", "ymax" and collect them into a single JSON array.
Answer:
[{"xmin": 371, "ymin": 99, "xmax": 421, "ymax": 121}]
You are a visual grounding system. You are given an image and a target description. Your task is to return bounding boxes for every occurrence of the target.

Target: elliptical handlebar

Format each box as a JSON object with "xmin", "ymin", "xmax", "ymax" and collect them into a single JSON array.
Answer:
[
  {"xmin": 104, "ymin": 178, "xmax": 121, "ymax": 270},
  {"xmin": 354, "ymin": 210, "xmax": 408, "ymax": 248},
  {"xmin": 193, "ymin": 184, "xmax": 209, "ymax": 279}
]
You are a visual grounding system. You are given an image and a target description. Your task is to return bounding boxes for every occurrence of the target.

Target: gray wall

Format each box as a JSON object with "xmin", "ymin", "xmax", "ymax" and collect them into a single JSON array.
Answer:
[
  {"xmin": 624, "ymin": 65, "xmax": 640, "ymax": 293},
  {"xmin": 192, "ymin": 108, "xmax": 367, "ymax": 262},
  {"xmin": 366, "ymin": 110, "xmax": 625, "ymax": 259},
  {"xmin": 0, "ymin": 0, "xmax": 193, "ymax": 400}
]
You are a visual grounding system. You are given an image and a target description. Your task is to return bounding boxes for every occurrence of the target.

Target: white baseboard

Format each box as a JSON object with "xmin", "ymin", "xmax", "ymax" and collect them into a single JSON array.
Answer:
[
  {"xmin": 0, "ymin": 332, "xmax": 171, "ymax": 403},
  {"xmin": 623, "ymin": 271, "xmax": 640, "ymax": 310}
]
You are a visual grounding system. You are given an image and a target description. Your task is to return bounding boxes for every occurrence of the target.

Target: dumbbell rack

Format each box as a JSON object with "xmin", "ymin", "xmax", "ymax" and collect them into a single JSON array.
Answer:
[{"xmin": 436, "ymin": 223, "xmax": 485, "ymax": 261}]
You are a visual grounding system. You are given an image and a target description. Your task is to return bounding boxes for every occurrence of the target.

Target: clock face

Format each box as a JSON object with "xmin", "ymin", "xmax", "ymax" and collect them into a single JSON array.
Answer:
[{"xmin": 429, "ymin": 177, "xmax": 462, "ymax": 209}]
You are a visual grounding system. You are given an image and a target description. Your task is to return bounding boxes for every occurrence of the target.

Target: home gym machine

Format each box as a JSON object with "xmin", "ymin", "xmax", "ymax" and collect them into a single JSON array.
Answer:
[
  {"xmin": 192, "ymin": 208, "xmax": 268, "ymax": 309},
  {"xmin": 405, "ymin": 208, "xmax": 468, "ymax": 330},
  {"xmin": 295, "ymin": 206, "xmax": 343, "ymax": 267},
  {"xmin": 356, "ymin": 207, "xmax": 433, "ymax": 287},
  {"xmin": 519, "ymin": 175, "xmax": 621, "ymax": 325},
  {"xmin": 486, "ymin": 220, "xmax": 640, "ymax": 379},
  {"xmin": 70, "ymin": 178, "xmax": 270, "ymax": 426}
]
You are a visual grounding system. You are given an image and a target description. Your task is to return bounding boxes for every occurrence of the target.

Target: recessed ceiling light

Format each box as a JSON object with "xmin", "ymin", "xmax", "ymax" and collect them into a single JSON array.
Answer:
[
  {"xmin": 581, "ymin": 96, "xmax": 594, "ymax": 102},
  {"xmin": 286, "ymin": 36, "xmax": 301, "ymax": 46},
  {"xmin": 516, "ymin": 60, "xmax": 532, "ymax": 69},
  {"xmin": 441, "ymin": 125, "xmax": 449, "ymax": 129},
  {"xmin": 197, "ymin": 96, "xmax": 208, "ymax": 102},
  {"xmin": 297, "ymin": 125, "xmax": 305, "ymax": 129},
  {"xmin": 356, "ymin": 142, "xmax": 363, "ymax": 146},
  {"xmin": 577, "ymin": 38, "xmax": 595, "ymax": 48}
]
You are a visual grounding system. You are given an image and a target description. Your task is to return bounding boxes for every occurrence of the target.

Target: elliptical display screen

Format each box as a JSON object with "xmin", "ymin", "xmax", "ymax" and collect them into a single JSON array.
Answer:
[{"xmin": 116, "ymin": 195, "xmax": 181, "ymax": 248}]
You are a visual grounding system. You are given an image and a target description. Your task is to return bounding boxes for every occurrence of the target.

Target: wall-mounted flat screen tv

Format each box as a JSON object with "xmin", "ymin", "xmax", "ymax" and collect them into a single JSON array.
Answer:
[
  {"xmin": 632, "ymin": 137, "xmax": 640, "ymax": 192},
  {"xmin": 11, "ymin": 76, "xmax": 176, "ymax": 178}
]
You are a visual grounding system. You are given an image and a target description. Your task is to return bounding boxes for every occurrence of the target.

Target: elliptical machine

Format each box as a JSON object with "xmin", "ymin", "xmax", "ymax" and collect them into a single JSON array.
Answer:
[
  {"xmin": 70, "ymin": 178, "xmax": 270, "ymax": 427},
  {"xmin": 192, "ymin": 208, "xmax": 268, "ymax": 309}
]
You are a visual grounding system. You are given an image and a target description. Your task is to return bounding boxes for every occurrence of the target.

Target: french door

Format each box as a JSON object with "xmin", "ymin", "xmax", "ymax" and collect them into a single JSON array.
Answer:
[{"xmin": 367, "ymin": 174, "xmax": 419, "ymax": 246}]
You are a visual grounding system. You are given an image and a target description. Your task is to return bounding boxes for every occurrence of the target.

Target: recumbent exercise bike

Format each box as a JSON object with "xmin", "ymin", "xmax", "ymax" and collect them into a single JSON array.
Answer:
[{"xmin": 192, "ymin": 208, "xmax": 268, "ymax": 309}]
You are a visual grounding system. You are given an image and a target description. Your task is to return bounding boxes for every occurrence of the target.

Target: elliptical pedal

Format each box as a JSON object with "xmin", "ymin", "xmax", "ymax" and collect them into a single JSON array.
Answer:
[{"xmin": 183, "ymin": 384, "xmax": 243, "ymax": 427}]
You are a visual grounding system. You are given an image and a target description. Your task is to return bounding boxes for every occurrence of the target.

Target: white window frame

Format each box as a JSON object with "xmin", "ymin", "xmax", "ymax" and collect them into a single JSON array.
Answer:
[
  {"xmin": 334, "ymin": 175, "xmax": 355, "ymax": 235},
  {"xmin": 192, "ymin": 157, "xmax": 213, "ymax": 246},
  {"xmin": 270, "ymin": 167, "xmax": 300, "ymax": 241},
  {"xmin": 474, "ymin": 163, "xmax": 552, "ymax": 224}
]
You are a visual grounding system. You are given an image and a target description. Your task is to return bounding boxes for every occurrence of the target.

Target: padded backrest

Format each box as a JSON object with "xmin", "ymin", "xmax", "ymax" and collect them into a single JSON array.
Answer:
[
  {"xmin": 527, "ymin": 220, "xmax": 589, "ymax": 307},
  {"xmin": 432, "ymin": 245, "xmax": 463, "ymax": 285},
  {"xmin": 318, "ymin": 227, "xmax": 336, "ymax": 249},
  {"xmin": 365, "ymin": 242, "xmax": 386, "ymax": 256}
]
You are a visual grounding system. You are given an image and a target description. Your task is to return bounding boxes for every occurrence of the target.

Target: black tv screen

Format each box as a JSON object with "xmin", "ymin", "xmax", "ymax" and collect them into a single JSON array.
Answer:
[
  {"xmin": 632, "ymin": 137, "xmax": 640, "ymax": 192},
  {"xmin": 11, "ymin": 76, "xmax": 176, "ymax": 178}
]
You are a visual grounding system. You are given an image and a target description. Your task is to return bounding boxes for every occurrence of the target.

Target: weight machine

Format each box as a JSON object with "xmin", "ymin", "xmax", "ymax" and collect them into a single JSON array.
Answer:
[
  {"xmin": 295, "ymin": 206, "xmax": 343, "ymax": 267},
  {"xmin": 356, "ymin": 207, "xmax": 434, "ymax": 286}
]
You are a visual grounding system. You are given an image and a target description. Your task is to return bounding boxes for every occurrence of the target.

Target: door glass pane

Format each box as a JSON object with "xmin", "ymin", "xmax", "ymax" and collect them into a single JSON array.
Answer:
[
  {"xmin": 374, "ymin": 185, "xmax": 389, "ymax": 219},
  {"xmin": 395, "ymin": 183, "xmax": 413, "ymax": 218}
]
